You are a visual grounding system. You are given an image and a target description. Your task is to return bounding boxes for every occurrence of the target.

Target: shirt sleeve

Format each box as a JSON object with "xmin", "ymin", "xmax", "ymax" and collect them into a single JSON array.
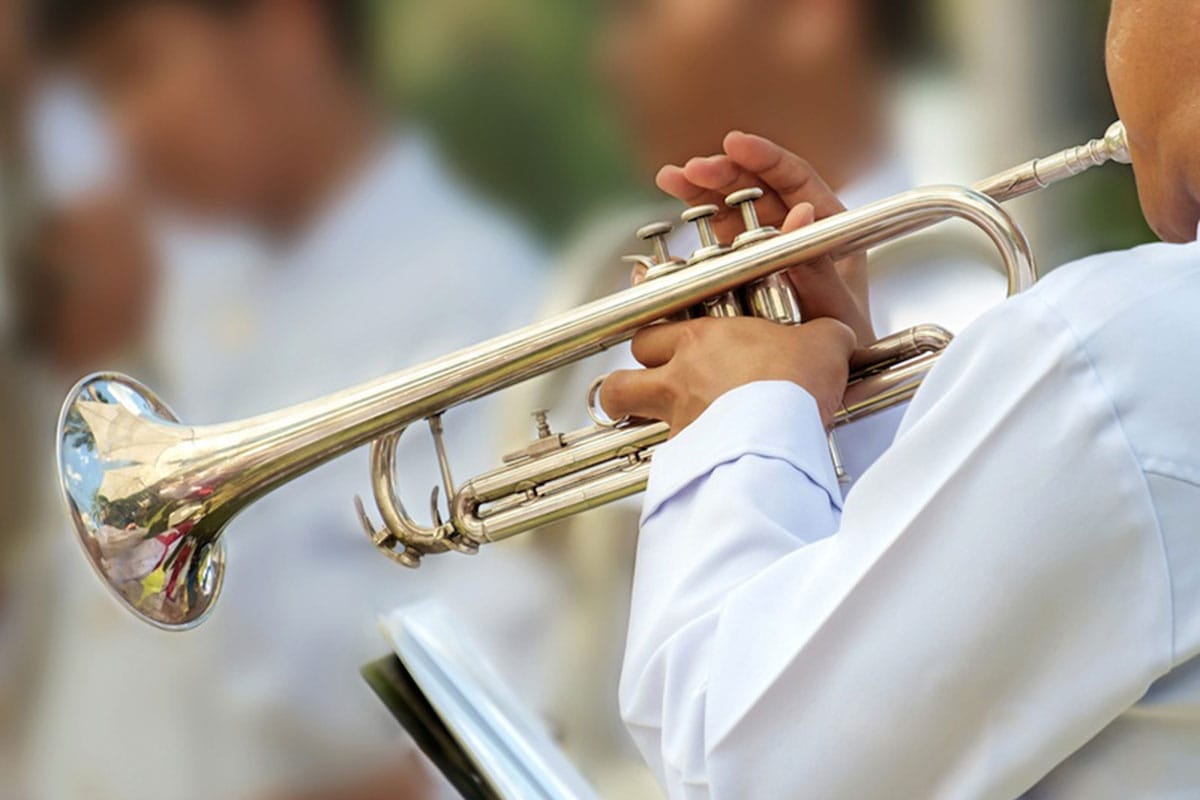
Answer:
[{"xmin": 620, "ymin": 294, "xmax": 1176, "ymax": 800}]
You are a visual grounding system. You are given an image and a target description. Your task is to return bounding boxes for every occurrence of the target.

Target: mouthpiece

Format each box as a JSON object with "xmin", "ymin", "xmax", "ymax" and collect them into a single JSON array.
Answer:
[{"xmin": 1105, "ymin": 121, "xmax": 1131, "ymax": 165}]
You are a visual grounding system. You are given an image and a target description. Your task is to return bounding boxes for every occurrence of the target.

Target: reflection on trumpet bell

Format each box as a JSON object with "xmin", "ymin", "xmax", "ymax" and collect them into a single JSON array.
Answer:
[
  {"xmin": 55, "ymin": 124, "xmax": 1128, "ymax": 630},
  {"xmin": 57, "ymin": 374, "xmax": 226, "ymax": 629}
]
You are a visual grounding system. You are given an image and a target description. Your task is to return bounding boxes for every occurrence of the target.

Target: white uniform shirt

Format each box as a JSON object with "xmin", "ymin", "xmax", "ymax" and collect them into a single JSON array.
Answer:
[{"xmin": 620, "ymin": 237, "xmax": 1200, "ymax": 799}]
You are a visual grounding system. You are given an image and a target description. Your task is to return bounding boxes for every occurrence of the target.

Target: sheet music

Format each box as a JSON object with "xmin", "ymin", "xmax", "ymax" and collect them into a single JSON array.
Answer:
[{"xmin": 379, "ymin": 602, "xmax": 601, "ymax": 800}]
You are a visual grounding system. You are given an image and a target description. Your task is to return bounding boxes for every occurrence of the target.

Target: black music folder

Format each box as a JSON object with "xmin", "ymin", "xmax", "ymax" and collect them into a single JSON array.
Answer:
[{"xmin": 363, "ymin": 603, "xmax": 600, "ymax": 800}]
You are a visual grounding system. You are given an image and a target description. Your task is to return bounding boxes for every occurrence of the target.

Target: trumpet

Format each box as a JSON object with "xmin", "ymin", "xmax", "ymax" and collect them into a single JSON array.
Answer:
[{"xmin": 56, "ymin": 124, "xmax": 1131, "ymax": 630}]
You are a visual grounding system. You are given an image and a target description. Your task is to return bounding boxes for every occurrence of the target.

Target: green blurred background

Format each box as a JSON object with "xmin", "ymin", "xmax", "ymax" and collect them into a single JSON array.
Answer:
[{"xmin": 375, "ymin": 0, "xmax": 642, "ymax": 244}]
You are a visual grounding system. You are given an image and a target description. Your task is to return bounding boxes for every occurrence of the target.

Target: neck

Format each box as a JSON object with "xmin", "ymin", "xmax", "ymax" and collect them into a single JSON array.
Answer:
[
  {"xmin": 1178, "ymin": 115, "xmax": 1200, "ymax": 241},
  {"xmin": 259, "ymin": 85, "xmax": 384, "ymax": 240}
]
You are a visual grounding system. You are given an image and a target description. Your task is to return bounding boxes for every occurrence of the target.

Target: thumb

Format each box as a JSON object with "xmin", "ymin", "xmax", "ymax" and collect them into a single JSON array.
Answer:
[
  {"xmin": 781, "ymin": 202, "xmax": 817, "ymax": 233},
  {"xmin": 599, "ymin": 368, "xmax": 673, "ymax": 423}
]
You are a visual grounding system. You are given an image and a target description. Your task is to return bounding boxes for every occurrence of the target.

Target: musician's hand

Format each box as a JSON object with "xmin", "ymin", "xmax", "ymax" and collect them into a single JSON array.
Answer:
[
  {"xmin": 600, "ymin": 316, "xmax": 857, "ymax": 433},
  {"xmin": 655, "ymin": 131, "xmax": 874, "ymax": 345}
]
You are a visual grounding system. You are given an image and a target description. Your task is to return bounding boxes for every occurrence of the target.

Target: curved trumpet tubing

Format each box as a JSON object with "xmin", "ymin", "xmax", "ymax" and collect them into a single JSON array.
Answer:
[{"xmin": 56, "ymin": 125, "xmax": 1130, "ymax": 629}]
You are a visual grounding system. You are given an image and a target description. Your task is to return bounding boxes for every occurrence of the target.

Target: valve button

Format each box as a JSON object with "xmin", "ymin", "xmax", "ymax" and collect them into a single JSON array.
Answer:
[
  {"xmin": 681, "ymin": 204, "xmax": 728, "ymax": 263},
  {"xmin": 727, "ymin": 186, "xmax": 779, "ymax": 248},
  {"xmin": 681, "ymin": 204, "xmax": 720, "ymax": 223},
  {"xmin": 725, "ymin": 187, "xmax": 764, "ymax": 206},
  {"xmin": 637, "ymin": 221, "xmax": 675, "ymax": 241}
]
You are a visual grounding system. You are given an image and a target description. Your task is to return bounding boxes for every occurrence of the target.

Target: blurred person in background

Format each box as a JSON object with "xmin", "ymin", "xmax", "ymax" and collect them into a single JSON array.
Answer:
[
  {"xmin": 0, "ymin": 0, "xmax": 158, "ymax": 377},
  {"xmin": 528, "ymin": 1, "xmax": 1006, "ymax": 794},
  {"xmin": 0, "ymin": 4, "xmax": 217, "ymax": 789},
  {"xmin": 26, "ymin": 1, "xmax": 561, "ymax": 799}
]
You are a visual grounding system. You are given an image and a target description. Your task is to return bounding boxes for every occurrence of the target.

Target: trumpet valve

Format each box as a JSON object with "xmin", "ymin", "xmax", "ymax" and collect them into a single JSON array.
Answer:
[
  {"xmin": 681, "ymin": 204, "xmax": 730, "ymax": 263},
  {"xmin": 533, "ymin": 408, "xmax": 553, "ymax": 439},
  {"xmin": 745, "ymin": 272, "xmax": 803, "ymax": 324},
  {"xmin": 724, "ymin": 187, "xmax": 801, "ymax": 323},
  {"xmin": 637, "ymin": 221, "xmax": 675, "ymax": 263},
  {"xmin": 632, "ymin": 221, "xmax": 687, "ymax": 282},
  {"xmin": 502, "ymin": 409, "xmax": 569, "ymax": 463},
  {"xmin": 727, "ymin": 188, "xmax": 779, "ymax": 248}
]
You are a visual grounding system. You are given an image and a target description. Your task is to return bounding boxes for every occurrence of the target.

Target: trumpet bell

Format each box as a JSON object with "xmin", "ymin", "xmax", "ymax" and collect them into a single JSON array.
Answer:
[{"xmin": 57, "ymin": 373, "xmax": 227, "ymax": 630}]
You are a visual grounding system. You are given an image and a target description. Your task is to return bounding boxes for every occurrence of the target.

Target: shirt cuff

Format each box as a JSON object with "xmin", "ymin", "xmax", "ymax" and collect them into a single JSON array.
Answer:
[{"xmin": 643, "ymin": 381, "xmax": 843, "ymax": 522}]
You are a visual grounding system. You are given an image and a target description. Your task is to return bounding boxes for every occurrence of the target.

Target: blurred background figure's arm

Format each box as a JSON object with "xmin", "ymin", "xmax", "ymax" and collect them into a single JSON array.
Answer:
[
  {"xmin": 17, "ymin": 189, "xmax": 156, "ymax": 374},
  {"xmin": 17, "ymin": 79, "xmax": 158, "ymax": 375}
]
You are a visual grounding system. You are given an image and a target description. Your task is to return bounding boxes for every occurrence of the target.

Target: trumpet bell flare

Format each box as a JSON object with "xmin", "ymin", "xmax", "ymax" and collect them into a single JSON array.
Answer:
[{"xmin": 56, "ymin": 373, "xmax": 226, "ymax": 631}]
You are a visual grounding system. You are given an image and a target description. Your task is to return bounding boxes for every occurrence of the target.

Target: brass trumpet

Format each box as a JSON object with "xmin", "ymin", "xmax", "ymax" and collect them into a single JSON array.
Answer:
[{"xmin": 56, "ymin": 124, "xmax": 1130, "ymax": 630}]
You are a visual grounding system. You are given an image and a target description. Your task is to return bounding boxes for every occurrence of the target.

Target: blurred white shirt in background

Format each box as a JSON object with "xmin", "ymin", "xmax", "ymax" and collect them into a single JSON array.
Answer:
[
  {"xmin": 26, "ymin": 77, "xmax": 120, "ymax": 207},
  {"xmin": 192, "ymin": 133, "xmax": 564, "ymax": 798},
  {"xmin": 25, "ymin": 111, "xmax": 563, "ymax": 800}
]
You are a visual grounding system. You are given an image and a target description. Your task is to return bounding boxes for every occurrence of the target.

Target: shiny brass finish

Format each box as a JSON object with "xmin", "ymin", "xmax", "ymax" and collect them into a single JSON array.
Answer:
[{"xmin": 57, "ymin": 124, "xmax": 1130, "ymax": 629}]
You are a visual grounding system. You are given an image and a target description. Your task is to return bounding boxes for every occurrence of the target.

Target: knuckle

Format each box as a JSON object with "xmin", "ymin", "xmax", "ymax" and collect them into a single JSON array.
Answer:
[
  {"xmin": 630, "ymin": 329, "xmax": 653, "ymax": 359},
  {"xmin": 808, "ymin": 318, "xmax": 856, "ymax": 350},
  {"xmin": 675, "ymin": 321, "xmax": 703, "ymax": 350},
  {"xmin": 650, "ymin": 370, "xmax": 678, "ymax": 409}
]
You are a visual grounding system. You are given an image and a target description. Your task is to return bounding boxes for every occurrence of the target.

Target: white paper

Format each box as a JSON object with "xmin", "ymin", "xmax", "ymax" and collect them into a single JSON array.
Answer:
[{"xmin": 380, "ymin": 602, "xmax": 600, "ymax": 800}]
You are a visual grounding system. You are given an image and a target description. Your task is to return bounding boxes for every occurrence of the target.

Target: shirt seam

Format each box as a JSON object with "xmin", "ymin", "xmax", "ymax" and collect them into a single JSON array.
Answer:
[
  {"xmin": 643, "ymin": 383, "xmax": 842, "ymax": 520},
  {"xmin": 1142, "ymin": 462, "xmax": 1200, "ymax": 488},
  {"xmin": 1029, "ymin": 292, "xmax": 1177, "ymax": 664},
  {"xmin": 643, "ymin": 445, "xmax": 841, "ymax": 523}
]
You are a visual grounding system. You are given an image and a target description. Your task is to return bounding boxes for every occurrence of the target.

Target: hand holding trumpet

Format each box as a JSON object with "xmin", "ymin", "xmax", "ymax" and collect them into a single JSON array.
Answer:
[{"xmin": 601, "ymin": 132, "xmax": 873, "ymax": 432}]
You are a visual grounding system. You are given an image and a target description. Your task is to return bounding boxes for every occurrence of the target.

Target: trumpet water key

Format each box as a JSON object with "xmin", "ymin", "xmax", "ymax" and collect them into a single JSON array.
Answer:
[{"xmin": 56, "ymin": 124, "xmax": 1131, "ymax": 629}]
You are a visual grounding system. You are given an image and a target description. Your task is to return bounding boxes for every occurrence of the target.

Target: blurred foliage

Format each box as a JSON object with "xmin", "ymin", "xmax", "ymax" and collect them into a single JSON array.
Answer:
[{"xmin": 371, "ymin": 0, "xmax": 644, "ymax": 245}]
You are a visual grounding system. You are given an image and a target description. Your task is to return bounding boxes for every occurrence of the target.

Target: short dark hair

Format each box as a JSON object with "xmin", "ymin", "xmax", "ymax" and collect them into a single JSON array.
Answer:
[
  {"xmin": 865, "ymin": 0, "xmax": 931, "ymax": 63},
  {"xmin": 33, "ymin": 0, "xmax": 369, "ymax": 73}
]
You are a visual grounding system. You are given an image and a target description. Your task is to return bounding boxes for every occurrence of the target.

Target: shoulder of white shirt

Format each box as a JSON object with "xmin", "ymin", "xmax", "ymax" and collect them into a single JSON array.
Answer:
[{"xmin": 1025, "ymin": 235, "xmax": 1199, "ymax": 330}]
